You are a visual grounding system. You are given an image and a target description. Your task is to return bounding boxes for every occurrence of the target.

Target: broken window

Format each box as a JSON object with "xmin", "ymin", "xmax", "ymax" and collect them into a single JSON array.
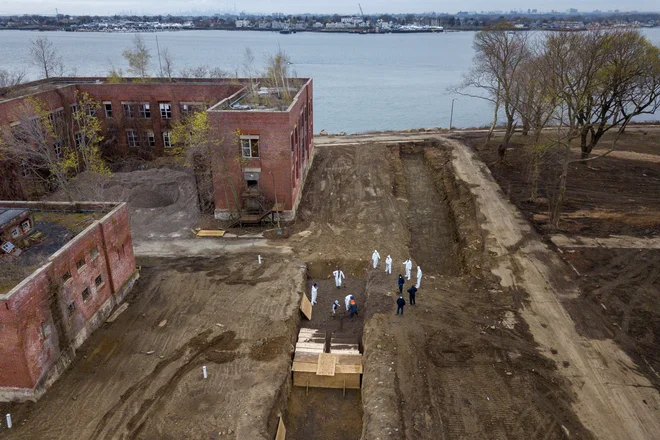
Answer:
[
  {"xmin": 70, "ymin": 103, "xmax": 79, "ymax": 116},
  {"xmin": 53, "ymin": 141, "xmax": 62, "ymax": 159},
  {"xmin": 81, "ymin": 287, "xmax": 91, "ymax": 303},
  {"xmin": 240, "ymin": 136, "xmax": 260, "ymax": 159},
  {"xmin": 159, "ymin": 103, "xmax": 172, "ymax": 119},
  {"xmin": 87, "ymin": 106, "xmax": 97, "ymax": 118},
  {"xmin": 126, "ymin": 130, "xmax": 139, "ymax": 148},
  {"xmin": 21, "ymin": 220, "xmax": 31, "ymax": 233},
  {"xmin": 95, "ymin": 275, "xmax": 103, "ymax": 287},
  {"xmin": 90, "ymin": 247, "xmax": 99, "ymax": 260},
  {"xmin": 146, "ymin": 131, "xmax": 155, "ymax": 147},
  {"xmin": 122, "ymin": 102, "xmax": 135, "ymax": 118},
  {"xmin": 11, "ymin": 227, "xmax": 20, "ymax": 238},
  {"xmin": 62, "ymin": 270, "xmax": 71, "ymax": 282},
  {"xmin": 163, "ymin": 131, "xmax": 172, "ymax": 148},
  {"xmin": 76, "ymin": 257, "xmax": 86, "ymax": 270},
  {"xmin": 67, "ymin": 301, "xmax": 77, "ymax": 316},
  {"xmin": 139, "ymin": 102, "xmax": 151, "ymax": 119},
  {"xmin": 104, "ymin": 101, "xmax": 113, "ymax": 118}
]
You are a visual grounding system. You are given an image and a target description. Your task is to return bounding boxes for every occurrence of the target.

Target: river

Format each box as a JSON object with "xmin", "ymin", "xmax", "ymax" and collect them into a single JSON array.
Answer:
[{"xmin": 1, "ymin": 29, "xmax": 660, "ymax": 133}]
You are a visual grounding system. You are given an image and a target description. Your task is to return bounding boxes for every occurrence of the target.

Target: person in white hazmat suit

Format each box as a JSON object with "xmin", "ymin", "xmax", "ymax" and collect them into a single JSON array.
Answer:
[
  {"xmin": 371, "ymin": 250, "xmax": 381, "ymax": 269},
  {"xmin": 403, "ymin": 259, "xmax": 413, "ymax": 280},
  {"xmin": 311, "ymin": 283, "xmax": 319, "ymax": 305},
  {"xmin": 416, "ymin": 266, "xmax": 422, "ymax": 289},
  {"xmin": 333, "ymin": 268, "xmax": 345, "ymax": 289},
  {"xmin": 345, "ymin": 294, "xmax": 354, "ymax": 311},
  {"xmin": 385, "ymin": 255, "xmax": 392, "ymax": 274}
]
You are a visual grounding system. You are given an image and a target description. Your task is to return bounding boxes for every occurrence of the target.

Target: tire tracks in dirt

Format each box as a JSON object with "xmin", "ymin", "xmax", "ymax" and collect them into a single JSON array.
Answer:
[{"xmin": 90, "ymin": 330, "xmax": 239, "ymax": 440}]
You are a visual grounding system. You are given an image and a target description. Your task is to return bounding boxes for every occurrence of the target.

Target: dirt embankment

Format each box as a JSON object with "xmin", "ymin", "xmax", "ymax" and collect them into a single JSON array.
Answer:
[{"xmin": 290, "ymin": 140, "xmax": 595, "ymax": 440}]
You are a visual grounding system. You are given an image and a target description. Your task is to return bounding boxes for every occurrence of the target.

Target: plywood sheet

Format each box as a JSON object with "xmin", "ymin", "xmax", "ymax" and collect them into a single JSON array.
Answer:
[
  {"xmin": 293, "ymin": 372, "xmax": 361, "ymax": 389},
  {"xmin": 276, "ymin": 416, "xmax": 286, "ymax": 440},
  {"xmin": 292, "ymin": 362, "xmax": 318, "ymax": 373},
  {"xmin": 316, "ymin": 353, "xmax": 337, "ymax": 376},
  {"xmin": 196, "ymin": 230, "xmax": 226, "ymax": 237},
  {"xmin": 300, "ymin": 294, "xmax": 312, "ymax": 320}
]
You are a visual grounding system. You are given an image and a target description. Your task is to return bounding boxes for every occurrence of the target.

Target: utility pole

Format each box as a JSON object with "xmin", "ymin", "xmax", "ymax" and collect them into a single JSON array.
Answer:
[
  {"xmin": 449, "ymin": 98, "xmax": 456, "ymax": 131},
  {"xmin": 155, "ymin": 34, "xmax": 164, "ymax": 78}
]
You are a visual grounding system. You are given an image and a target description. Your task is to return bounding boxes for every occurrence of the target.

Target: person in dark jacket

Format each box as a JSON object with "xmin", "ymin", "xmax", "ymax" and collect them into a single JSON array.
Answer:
[
  {"xmin": 396, "ymin": 295, "xmax": 406, "ymax": 315},
  {"xmin": 349, "ymin": 300, "xmax": 359, "ymax": 320},
  {"xmin": 398, "ymin": 274, "xmax": 405, "ymax": 294},
  {"xmin": 407, "ymin": 285, "xmax": 417, "ymax": 305}
]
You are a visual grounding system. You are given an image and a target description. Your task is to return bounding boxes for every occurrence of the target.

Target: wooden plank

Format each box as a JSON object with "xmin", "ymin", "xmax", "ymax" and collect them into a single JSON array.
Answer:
[
  {"xmin": 299, "ymin": 328, "xmax": 324, "ymax": 335},
  {"xmin": 292, "ymin": 362, "xmax": 318, "ymax": 373},
  {"xmin": 336, "ymin": 364, "xmax": 363, "ymax": 374},
  {"xmin": 316, "ymin": 353, "xmax": 337, "ymax": 376},
  {"xmin": 296, "ymin": 343, "xmax": 325, "ymax": 351},
  {"xmin": 275, "ymin": 416, "xmax": 286, "ymax": 440},
  {"xmin": 293, "ymin": 372, "xmax": 361, "ymax": 389},
  {"xmin": 195, "ymin": 230, "xmax": 226, "ymax": 237},
  {"xmin": 294, "ymin": 352, "xmax": 321, "ymax": 364},
  {"xmin": 300, "ymin": 294, "xmax": 312, "ymax": 320}
]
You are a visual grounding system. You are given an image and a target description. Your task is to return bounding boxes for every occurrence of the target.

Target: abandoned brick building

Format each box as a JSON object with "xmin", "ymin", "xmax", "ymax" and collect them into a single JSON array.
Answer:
[
  {"xmin": 0, "ymin": 201, "xmax": 138, "ymax": 402},
  {"xmin": 0, "ymin": 77, "xmax": 314, "ymax": 222}
]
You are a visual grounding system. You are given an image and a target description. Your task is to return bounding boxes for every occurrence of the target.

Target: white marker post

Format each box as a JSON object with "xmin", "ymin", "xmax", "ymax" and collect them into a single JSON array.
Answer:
[
  {"xmin": 202, "ymin": 365, "xmax": 208, "ymax": 379},
  {"xmin": 258, "ymin": 255, "xmax": 262, "ymax": 264},
  {"xmin": 6, "ymin": 413, "xmax": 12, "ymax": 429}
]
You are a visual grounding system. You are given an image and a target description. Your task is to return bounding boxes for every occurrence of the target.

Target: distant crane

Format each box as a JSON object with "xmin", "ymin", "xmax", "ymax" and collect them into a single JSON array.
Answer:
[{"xmin": 358, "ymin": 3, "xmax": 369, "ymax": 31}]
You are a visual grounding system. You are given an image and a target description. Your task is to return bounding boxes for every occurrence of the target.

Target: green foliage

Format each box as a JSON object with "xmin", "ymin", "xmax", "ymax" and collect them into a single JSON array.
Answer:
[{"xmin": 122, "ymin": 34, "xmax": 151, "ymax": 78}]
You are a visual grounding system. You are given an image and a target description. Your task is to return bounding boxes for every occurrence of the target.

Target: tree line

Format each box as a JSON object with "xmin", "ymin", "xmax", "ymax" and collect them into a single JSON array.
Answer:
[{"xmin": 454, "ymin": 26, "xmax": 660, "ymax": 226}]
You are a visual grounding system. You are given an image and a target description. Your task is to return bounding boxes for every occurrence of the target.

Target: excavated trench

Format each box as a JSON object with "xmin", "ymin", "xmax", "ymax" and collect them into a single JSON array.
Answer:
[{"xmin": 275, "ymin": 140, "xmax": 478, "ymax": 439}]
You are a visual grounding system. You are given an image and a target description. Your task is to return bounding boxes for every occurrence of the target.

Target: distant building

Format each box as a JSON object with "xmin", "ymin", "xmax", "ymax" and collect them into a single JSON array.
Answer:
[
  {"xmin": 0, "ymin": 201, "xmax": 138, "ymax": 402},
  {"xmin": 0, "ymin": 77, "xmax": 314, "ymax": 222},
  {"xmin": 235, "ymin": 19, "xmax": 250, "ymax": 28},
  {"xmin": 0, "ymin": 208, "xmax": 33, "ymax": 251}
]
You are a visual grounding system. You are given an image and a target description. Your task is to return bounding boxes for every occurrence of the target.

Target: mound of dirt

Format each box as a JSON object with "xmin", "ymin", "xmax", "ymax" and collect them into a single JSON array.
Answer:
[
  {"xmin": 129, "ymin": 190, "xmax": 174, "ymax": 208},
  {"xmin": 49, "ymin": 167, "xmax": 200, "ymax": 241}
]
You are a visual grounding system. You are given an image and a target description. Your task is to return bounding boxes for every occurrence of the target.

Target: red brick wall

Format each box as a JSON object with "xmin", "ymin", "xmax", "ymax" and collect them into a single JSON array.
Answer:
[
  {"xmin": 210, "ymin": 79, "xmax": 314, "ymax": 214},
  {"xmin": 0, "ymin": 203, "xmax": 136, "ymax": 391}
]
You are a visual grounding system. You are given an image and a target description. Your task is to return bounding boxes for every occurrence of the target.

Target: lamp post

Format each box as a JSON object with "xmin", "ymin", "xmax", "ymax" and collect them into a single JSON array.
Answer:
[
  {"xmin": 449, "ymin": 98, "xmax": 456, "ymax": 131},
  {"xmin": 269, "ymin": 171, "xmax": 280, "ymax": 230}
]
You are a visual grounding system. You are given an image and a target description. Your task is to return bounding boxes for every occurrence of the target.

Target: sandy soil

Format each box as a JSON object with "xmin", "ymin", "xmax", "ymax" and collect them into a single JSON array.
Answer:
[{"xmin": 0, "ymin": 253, "xmax": 305, "ymax": 440}]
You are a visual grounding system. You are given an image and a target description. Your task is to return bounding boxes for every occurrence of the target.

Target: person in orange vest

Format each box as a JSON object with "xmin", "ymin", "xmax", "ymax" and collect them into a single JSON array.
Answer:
[{"xmin": 349, "ymin": 299, "xmax": 359, "ymax": 320}]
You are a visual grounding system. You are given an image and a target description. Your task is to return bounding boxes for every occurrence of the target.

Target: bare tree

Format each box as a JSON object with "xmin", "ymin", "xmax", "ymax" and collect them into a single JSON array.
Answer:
[
  {"xmin": 122, "ymin": 34, "xmax": 151, "ymax": 78},
  {"xmin": 452, "ymin": 26, "xmax": 530, "ymax": 160},
  {"xmin": 29, "ymin": 37, "xmax": 64, "ymax": 79},
  {"xmin": 179, "ymin": 65, "xmax": 229, "ymax": 79},
  {"xmin": 162, "ymin": 48, "xmax": 175, "ymax": 80},
  {"xmin": 263, "ymin": 47, "xmax": 297, "ymax": 104},
  {"xmin": 0, "ymin": 68, "xmax": 26, "ymax": 89},
  {"xmin": 0, "ymin": 98, "xmax": 74, "ymax": 198}
]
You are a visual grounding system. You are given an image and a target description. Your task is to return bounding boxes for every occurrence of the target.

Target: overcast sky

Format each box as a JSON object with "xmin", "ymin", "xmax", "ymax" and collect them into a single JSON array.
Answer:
[{"xmin": 1, "ymin": 0, "xmax": 658, "ymax": 16}]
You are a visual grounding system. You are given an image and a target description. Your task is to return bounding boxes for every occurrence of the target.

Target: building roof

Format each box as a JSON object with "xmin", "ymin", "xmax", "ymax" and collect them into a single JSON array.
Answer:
[{"xmin": 0, "ymin": 208, "xmax": 28, "ymax": 229}]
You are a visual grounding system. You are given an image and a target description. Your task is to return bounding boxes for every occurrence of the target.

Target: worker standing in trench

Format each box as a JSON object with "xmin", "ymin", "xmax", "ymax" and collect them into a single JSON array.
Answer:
[
  {"xmin": 371, "ymin": 249, "xmax": 381, "ymax": 269},
  {"xmin": 311, "ymin": 283, "xmax": 319, "ymax": 306},
  {"xmin": 333, "ymin": 267, "xmax": 345, "ymax": 289}
]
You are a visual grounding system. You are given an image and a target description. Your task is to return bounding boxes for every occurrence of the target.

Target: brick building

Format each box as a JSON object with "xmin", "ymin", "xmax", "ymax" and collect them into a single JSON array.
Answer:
[
  {"xmin": 0, "ymin": 77, "xmax": 314, "ymax": 221},
  {"xmin": 0, "ymin": 201, "xmax": 138, "ymax": 402},
  {"xmin": 0, "ymin": 208, "xmax": 34, "ymax": 253}
]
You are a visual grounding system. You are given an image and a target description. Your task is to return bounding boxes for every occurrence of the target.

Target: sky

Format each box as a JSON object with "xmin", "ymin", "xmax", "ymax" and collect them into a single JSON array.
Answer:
[{"xmin": 0, "ymin": 0, "xmax": 658, "ymax": 17}]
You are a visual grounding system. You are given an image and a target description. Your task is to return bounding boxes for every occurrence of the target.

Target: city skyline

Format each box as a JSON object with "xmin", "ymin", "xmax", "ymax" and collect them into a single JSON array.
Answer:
[{"xmin": 1, "ymin": 0, "xmax": 659, "ymax": 17}]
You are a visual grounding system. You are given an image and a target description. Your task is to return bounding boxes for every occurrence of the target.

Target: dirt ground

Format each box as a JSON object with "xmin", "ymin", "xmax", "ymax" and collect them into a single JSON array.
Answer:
[
  {"xmin": 51, "ymin": 167, "xmax": 201, "ymax": 241},
  {"xmin": 3, "ymin": 131, "xmax": 659, "ymax": 440},
  {"xmin": 0, "ymin": 253, "xmax": 305, "ymax": 439},
  {"xmin": 289, "ymin": 140, "xmax": 597, "ymax": 439},
  {"xmin": 458, "ymin": 130, "xmax": 660, "ymax": 389}
]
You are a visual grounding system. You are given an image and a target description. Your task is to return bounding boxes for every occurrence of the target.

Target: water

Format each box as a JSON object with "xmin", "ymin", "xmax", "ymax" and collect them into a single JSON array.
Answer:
[{"xmin": 2, "ymin": 29, "xmax": 660, "ymax": 133}]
